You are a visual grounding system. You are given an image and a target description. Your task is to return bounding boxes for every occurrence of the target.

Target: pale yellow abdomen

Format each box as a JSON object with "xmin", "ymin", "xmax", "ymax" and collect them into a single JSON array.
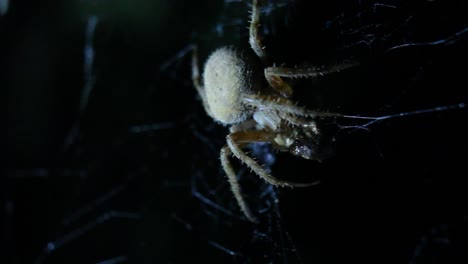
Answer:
[{"xmin": 203, "ymin": 47, "xmax": 260, "ymax": 124}]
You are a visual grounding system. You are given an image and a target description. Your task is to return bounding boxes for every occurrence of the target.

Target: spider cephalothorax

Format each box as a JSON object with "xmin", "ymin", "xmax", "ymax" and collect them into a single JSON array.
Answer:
[{"xmin": 192, "ymin": 0, "xmax": 356, "ymax": 222}]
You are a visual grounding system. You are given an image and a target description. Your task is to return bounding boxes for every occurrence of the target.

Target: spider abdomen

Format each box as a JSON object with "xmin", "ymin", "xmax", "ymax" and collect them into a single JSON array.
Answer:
[{"xmin": 203, "ymin": 46, "xmax": 260, "ymax": 124}]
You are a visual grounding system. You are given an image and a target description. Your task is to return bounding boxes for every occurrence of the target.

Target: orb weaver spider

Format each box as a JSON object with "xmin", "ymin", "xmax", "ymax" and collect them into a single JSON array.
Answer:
[{"xmin": 192, "ymin": 0, "xmax": 357, "ymax": 222}]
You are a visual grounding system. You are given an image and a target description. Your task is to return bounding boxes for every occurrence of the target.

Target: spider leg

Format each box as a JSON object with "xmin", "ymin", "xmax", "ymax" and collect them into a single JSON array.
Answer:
[
  {"xmin": 227, "ymin": 130, "xmax": 320, "ymax": 188},
  {"xmin": 266, "ymin": 62, "xmax": 359, "ymax": 79},
  {"xmin": 264, "ymin": 62, "xmax": 359, "ymax": 97},
  {"xmin": 191, "ymin": 45, "xmax": 214, "ymax": 118},
  {"xmin": 264, "ymin": 68, "xmax": 294, "ymax": 98},
  {"xmin": 229, "ymin": 119, "xmax": 257, "ymax": 133},
  {"xmin": 243, "ymin": 94, "xmax": 341, "ymax": 118},
  {"xmin": 249, "ymin": 0, "xmax": 267, "ymax": 62},
  {"xmin": 223, "ymin": 130, "xmax": 320, "ymax": 222},
  {"xmin": 221, "ymin": 145, "xmax": 259, "ymax": 223}
]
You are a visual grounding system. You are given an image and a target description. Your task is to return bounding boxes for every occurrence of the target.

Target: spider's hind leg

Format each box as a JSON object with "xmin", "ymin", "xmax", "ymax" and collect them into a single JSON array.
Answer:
[{"xmin": 191, "ymin": 45, "xmax": 214, "ymax": 118}]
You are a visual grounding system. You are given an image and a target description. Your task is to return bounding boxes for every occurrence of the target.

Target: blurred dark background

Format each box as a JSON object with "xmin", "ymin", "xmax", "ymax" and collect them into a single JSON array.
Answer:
[{"xmin": 2, "ymin": 0, "xmax": 468, "ymax": 263}]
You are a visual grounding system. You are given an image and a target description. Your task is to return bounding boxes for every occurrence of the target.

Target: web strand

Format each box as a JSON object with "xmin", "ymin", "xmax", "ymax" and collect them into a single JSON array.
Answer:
[{"xmin": 341, "ymin": 102, "xmax": 466, "ymax": 130}]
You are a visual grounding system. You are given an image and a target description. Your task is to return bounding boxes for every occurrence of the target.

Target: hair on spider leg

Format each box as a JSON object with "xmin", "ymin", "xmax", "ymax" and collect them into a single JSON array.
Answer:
[{"xmin": 249, "ymin": 142, "xmax": 276, "ymax": 167}]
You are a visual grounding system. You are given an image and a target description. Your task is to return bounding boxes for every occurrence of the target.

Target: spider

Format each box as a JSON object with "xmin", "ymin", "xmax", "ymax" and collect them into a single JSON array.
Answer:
[{"xmin": 192, "ymin": 0, "xmax": 357, "ymax": 223}]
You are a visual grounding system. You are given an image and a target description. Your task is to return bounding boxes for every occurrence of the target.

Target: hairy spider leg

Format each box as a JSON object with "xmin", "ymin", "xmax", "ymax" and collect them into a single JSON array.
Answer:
[
  {"xmin": 249, "ymin": 0, "xmax": 267, "ymax": 63},
  {"xmin": 264, "ymin": 69, "xmax": 294, "ymax": 98},
  {"xmin": 264, "ymin": 62, "xmax": 360, "ymax": 98},
  {"xmin": 222, "ymin": 130, "xmax": 319, "ymax": 222},
  {"xmin": 243, "ymin": 94, "xmax": 342, "ymax": 118},
  {"xmin": 229, "ymin": 119, "xmax": 257, "ymax": 133},
  {"xmin": 249, "ymin": 0, "xmax": 359, "ymax": 98},
  {"xmin": 191, "ymin": 45, "xmax": 214, "ymax": 118},
  {"xmin": 221, "ymin": 146, "xmax": 259, "ymax": 223}
]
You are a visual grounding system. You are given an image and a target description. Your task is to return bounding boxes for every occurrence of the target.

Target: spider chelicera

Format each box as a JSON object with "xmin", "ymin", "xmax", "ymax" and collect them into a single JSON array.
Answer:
[{"xmin": 192, "ymin": 0, "xmax": 357, "ymax": 222}]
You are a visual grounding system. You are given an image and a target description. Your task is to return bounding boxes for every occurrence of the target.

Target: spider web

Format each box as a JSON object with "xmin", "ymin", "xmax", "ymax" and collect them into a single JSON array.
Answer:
[{"xmin": 2, "ymin": 0, "xmax": 468, "ymax": 263}]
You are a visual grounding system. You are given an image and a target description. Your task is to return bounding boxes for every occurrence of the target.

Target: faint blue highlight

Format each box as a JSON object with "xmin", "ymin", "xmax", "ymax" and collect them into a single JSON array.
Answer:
[{"xmin": 0, "ymin": 0, "xmax": 8, "ymax": 16}]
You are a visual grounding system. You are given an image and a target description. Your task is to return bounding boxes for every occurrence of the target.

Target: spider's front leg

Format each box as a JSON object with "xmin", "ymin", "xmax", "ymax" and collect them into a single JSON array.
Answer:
[
  {"xmin": 221, "ymin": 130, "xmax": 319, "ymax": 222},
  {"xmin": 264, "ymin": 62, "xmax": 359, "ymax": 98},
  {"xmin": 249, "ymin": 0, "xmax": 267, "ymax": 62},
  {"xmin": 221, "ymin": 146, "xmax": 258, "ymax": 223},
  {"xmin": 243, "ymin": 94, "xmax": 341, "ymax": 119}
]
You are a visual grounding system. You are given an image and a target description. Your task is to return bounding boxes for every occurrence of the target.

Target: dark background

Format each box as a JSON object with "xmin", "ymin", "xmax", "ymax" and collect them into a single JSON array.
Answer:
[{"xmin": 2, "ymin": 0, "xmax": 468, "ymax": 263}]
